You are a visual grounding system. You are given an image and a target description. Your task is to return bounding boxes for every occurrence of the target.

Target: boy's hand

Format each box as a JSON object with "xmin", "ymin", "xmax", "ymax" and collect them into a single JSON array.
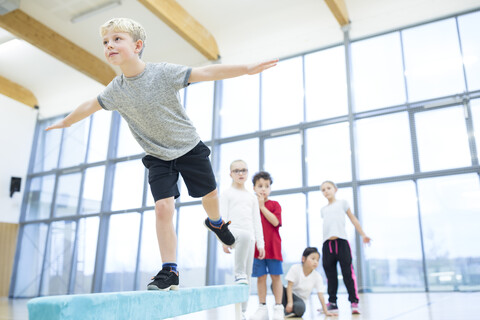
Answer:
[
  {"xmin": 257, "ymin": 248, "xmax": 265, "ymax": 260},
  {"xmin": 222, "ymin": 244, "xmax": 232, "ymax": 254},
  {"xmin": 246, "ymin": 59, "xmax": 279, "ymax": 75},
  {"xmin": 45, "ymin": 120, "xmax": 70, "ymax": 131},
  {"xmin": 256, "ymin": 193, "xmax": 265, "ymax": 208}
]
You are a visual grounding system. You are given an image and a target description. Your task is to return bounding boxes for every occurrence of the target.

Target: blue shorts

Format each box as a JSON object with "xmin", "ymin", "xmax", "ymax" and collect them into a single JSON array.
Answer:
[{"xmin": 252, "ymin": 259, "xmax": 283, "ymax": 277}]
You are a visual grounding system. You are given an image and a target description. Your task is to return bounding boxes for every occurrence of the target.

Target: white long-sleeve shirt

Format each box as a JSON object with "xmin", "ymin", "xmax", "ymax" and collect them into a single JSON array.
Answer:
[{"xmin": 220, "ymin": 187, "xmax": 265, "ymax": 249}]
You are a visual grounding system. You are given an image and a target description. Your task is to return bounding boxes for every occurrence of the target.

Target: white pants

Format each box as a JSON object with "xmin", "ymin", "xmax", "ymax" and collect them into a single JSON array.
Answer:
[{"xmin": 231, "ymin": 228, "xmax": 255, "ymax": 312}]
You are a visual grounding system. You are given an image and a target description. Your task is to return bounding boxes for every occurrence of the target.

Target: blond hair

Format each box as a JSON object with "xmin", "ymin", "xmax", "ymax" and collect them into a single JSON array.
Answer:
[
  {"xmin": 320, "ymin": 180, "xmax": 337, "ymax": 189},
  {"xmin": 230, "ymin": 159, "xmax": 247, "ymax": 171},
  {"xmin": 100, "ymin": 18, "xmax": 146, "ymax": 57}
]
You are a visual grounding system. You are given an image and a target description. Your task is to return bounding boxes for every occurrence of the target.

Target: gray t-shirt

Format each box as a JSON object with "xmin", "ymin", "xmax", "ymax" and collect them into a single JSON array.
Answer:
[
  {"xmin": 97, "ymin": 62, "xmax": 200, "ymax": 161},
  {"xmin": 321, "ymin": 199, "xmax": 349, "ymax": 242}
]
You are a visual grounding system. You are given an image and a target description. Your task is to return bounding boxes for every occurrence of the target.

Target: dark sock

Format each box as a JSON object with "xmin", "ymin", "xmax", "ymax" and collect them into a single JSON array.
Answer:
[
  {"xmin": 208, "ymin": 217, "xmax": 223, "ymax": 227},
  {"xmin": 163, "ymin": 262, "xmax": 177, "ymax": 272}
]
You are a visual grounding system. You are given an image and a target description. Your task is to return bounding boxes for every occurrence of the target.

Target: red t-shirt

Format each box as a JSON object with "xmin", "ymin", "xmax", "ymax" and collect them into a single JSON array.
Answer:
[{"xmin": 255, "ymin": 200, "xmax": 282, "ymax": 261}]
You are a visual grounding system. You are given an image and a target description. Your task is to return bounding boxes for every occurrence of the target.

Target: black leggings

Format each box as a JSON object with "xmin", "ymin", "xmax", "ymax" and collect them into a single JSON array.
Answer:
[
  {"xmin": 281, "ymin": 286, "xmax": 306, "ymax": 317},
  {"xmin": 322, "ymin": 238, "xmax": 359, "ymax": 303}
]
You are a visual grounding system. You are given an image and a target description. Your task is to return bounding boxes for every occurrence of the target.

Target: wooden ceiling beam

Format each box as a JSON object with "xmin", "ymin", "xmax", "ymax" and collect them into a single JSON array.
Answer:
[
  {"xmin": 0, "ymin": 75, "xmax": 38, "ymax": 108},
  {"xmin": 0, "ymin": 10, "xmax": 116, "ymax": 86},
  {"xmin": 325, "ymin": 0, "xmax": 350, "ymax": 26},
  {"xmin": 138, "ymin": 0, "xmax": 220, "ymax": 60}
]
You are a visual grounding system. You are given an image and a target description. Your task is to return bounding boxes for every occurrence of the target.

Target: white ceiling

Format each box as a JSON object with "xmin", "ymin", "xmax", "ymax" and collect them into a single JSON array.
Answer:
[{"xmin": 1, "ymin": 0, "xmax": 480, "ymax": 118}]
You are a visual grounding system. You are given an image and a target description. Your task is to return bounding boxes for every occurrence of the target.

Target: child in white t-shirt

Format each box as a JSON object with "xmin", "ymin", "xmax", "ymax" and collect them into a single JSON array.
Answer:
[
  {"xmin": 320, "ymin": 180, "xmax": 371, "ymax": 315},
  {"xmin": 283, "ymin": 247, "xmax": 333, "ymax": 318}
]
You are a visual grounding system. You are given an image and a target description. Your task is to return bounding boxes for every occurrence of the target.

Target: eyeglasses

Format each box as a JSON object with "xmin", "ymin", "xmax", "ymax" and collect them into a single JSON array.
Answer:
[{"xmin": 231, "ymin": 169, "xmax": 248, "ymax": 174}]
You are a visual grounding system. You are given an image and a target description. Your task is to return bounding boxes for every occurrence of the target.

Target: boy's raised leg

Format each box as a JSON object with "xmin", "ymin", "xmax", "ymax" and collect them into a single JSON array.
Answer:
[{"xmin": 202, "ymin": 189, "xmax": 235, "ymax": 246}]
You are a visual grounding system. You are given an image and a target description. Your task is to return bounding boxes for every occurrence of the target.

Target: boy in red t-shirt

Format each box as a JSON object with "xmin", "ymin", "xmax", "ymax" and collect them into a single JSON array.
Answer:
[{"xmin": 250, "ymin": 171, "xmax": 284, "ymax": 320}]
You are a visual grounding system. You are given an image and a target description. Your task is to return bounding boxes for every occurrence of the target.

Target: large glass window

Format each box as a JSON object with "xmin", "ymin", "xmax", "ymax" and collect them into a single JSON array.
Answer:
[
  {"xmin": 360, "ymin": 181, "xmax": 424, "ymax": 291},
  {"xmin": 59, "ymin": 118, "xmax": 89, "ymax": 168},
  {"xmin": 102, "ymin": 213, "xmax": 141, "ymax": 292},
  {"xmin": 81, "ymin": 166, "xmax": 105, "ymax": 214},
  {"xmin": 111, "ymin": 160, "xmax": 145, "ymax": 211},
  {"xmin": 32, "ymin": 118, "xmax": 62, "ymax": 173},
  {"xmin": 458, "ymin": 11, "xmax": 480, "ymax": 91},
  {"xmin": 472, "ymin": 99, "xmax": 480, "ymax": 157},
  {"xmin": 277, "ymin": 193, "xmax": 307, "ymax": 264},
  {"xmin": 402, "ymin": 19, "xmax": 465, "ymax": 102},
  {"xmin": 15, "ymin": 9, "xmax": 480, "ymax": 298},
  {"xmin": 264, "ymin": 134, "xmax": 302, "ymax": 190},
  {"xmin": 73, "ymin": 217, "xmax": 99, "ymax": 294},
  {"xmin": 13, "ymin": 223, "xmax": 48, "ymax": 297},
  {"xmin": 177, "ymin": 205, "xmax": 207, "ymax": 287},
  {"xmin": 351, "ymin": 32, "xmax": 406, "ymax": 112},
  {"xmin": 418, "ymin": 174, "xmax": 480, "ymax": 291},
  {"xmin": 54, "ymin": 172, "xmax": 81, "ymax": 217},
  {"xmin": 306, "ymin": 122, "xmax": 351, "ymax": 186},
  {"xmin": 220, "ymin": 75, "xmax": 260, "ymax": 138},
  {"xmin": 87, "ymin": 110, "xmax": 111, "ymax": 163},
  {"xmin": 41, "ymin": 220, "xmax": 76, "ymax": 295},
  {"xmin": 415, "ymin": 106, "xmax": 471, "ymax": 172},
  {"xmin": 185, "ymin": 82, "xmax": 214, "ymax": 142},
  {"xmin": 25, "ymin": 175, "xmax": 55, "ymax": 221},
  {"xmin": 304, "ymin": 46, "xmax": 348, "ymax": 120},
  {"xmin": 261, "ymin": 57, "xmax": 304, "ymax": 130},
  {"xmin": 356, "ymin": 112, "xmax": 414, "ymax": 179},
  {"xmin": 25, "ymin": 175, "xmax": 55, "ymax": 220}
]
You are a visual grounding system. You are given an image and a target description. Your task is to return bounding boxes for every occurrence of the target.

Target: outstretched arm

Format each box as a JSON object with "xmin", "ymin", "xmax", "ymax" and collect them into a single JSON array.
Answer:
[
  {"xmin": 346, "ymin": 208, "xmax": 371, "ymax": 244},
  {"xmin": 46, "ymin": 98, "xmax": 102, "ymax": 131},
  {"xmin": 188, "ymin": 59, "xmax": 278, "ymax": 83}
]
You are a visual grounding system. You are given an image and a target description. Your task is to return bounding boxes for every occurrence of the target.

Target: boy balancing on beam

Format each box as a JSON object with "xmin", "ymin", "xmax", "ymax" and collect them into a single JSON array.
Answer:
[{"xmin": 46, "ymin": 17, "xmax": 278, "ymax": 291}]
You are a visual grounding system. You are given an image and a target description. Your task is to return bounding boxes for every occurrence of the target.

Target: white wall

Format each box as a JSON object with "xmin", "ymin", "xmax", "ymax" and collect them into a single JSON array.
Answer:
[{"xmin": 0, "ymin": 95, "xmax": 38, "ymax": 223}]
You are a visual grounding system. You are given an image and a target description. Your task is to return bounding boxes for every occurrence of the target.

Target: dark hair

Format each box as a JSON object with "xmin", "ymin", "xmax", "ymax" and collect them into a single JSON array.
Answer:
[
  {"xmin": 302, "ymin": 247, "xmax": 319, "ymax": 260},
  {"xmin": 252, "ymin": 171, "xmax": 273, "ymax": 185}
]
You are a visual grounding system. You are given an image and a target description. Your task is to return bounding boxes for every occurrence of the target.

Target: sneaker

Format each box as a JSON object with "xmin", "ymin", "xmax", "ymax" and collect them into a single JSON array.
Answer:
[
  {"xmin": 285, "ymin": 312, "xmax": 296, "ymax": 318},
  {"xmin": 250, "ymin": 304, "xmax": 269, "ymax": 320},
  {"xmin": 351, "ymin": 302, "xmax": 361, "ymax": 314},
  {"xmin": 327, "ymin": 302, "xmax": 339, "ymax": 314},
  {"xmin": 147, "ymin": 267, "xmax": 179, "ymax": 291},
  {"xmin": 204, "ymin": 218, "xmax": 235, "ymax": 246},
  {"xmin": 273, "ymin": 304, "xmax": 284, "ymax": 320},
  {"xmin": 234, "ymin": 274, "xmax": 248, "ymax": 285}
]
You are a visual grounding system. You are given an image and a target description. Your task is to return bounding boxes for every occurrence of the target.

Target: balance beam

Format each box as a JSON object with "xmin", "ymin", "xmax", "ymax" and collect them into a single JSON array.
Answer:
[{"xmin": 27, "ymin": 285, "xmax": 249, "ymax": 320}]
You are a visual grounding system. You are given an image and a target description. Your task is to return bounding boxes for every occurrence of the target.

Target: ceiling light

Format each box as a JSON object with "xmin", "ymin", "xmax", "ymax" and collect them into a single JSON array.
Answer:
[{"xmin": 71, "ymin": 1, "xmax": 121, "ymax": 24}]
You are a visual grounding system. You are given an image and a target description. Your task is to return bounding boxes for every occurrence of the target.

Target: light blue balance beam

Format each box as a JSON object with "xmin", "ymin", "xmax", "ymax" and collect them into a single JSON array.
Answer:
[{"xmin": 27, "ymin": 285, "xmax": 249, "ymax": 320}]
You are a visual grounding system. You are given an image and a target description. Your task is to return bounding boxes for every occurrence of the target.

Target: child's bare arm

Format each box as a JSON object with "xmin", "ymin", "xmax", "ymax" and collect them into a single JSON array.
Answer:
[
  {"xmin": 285, "ymin": 281, "xmax": 294, "ymax": 313},
  {"xmin": 46, "ymin": 98, "xmax": 102, "ymax": 131},
  {"xmin": 188, "ymin": 59, "xmax": 278, "ymax": 83},
  {"xmin": 257, "ymin": 197, "xmax": 280, "ymax": 227},
  {"xmin": 346, "ymin": 209, "xmax": 371, "ymax": 244},
  {"xmin": 317, "ymin": 292, "xmax": 334, "ymax": 316}
]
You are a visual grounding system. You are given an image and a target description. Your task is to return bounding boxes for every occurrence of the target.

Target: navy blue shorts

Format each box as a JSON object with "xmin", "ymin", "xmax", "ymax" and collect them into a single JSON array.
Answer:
[
  {"xmin": 252, "ymin": 258, "xmax": 283, "ymax": 277},
  {"xmin": 141, "ymin": 141, "xmax": 217, "ymax": 201}
]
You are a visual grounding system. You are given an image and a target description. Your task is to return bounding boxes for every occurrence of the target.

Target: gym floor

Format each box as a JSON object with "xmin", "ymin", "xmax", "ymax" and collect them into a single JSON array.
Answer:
[{"xmin": 1, "ymin": 291, "xmax": 479, "ymax": 320}]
